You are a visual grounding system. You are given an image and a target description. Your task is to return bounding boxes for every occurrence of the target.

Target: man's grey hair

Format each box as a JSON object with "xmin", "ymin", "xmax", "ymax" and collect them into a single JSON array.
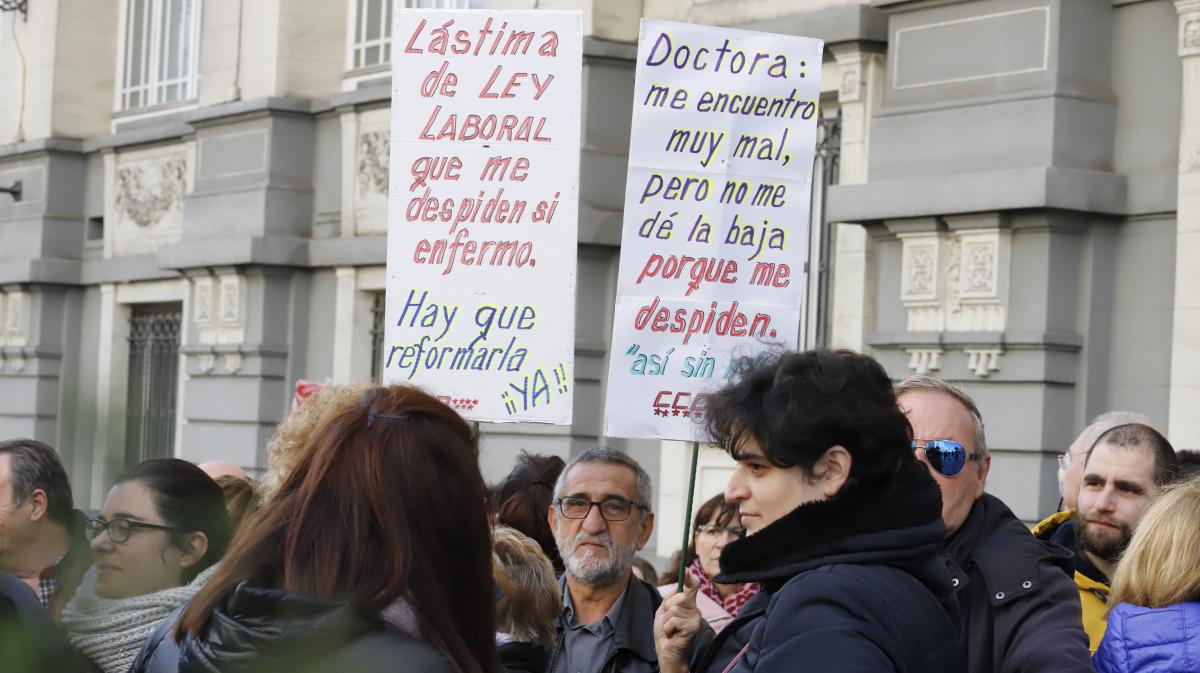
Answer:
[
  {"xmin": 0, "ymin": 439, "xmax": 74, "ymax": 528},
  {"xmin": 1068, "ymin": 411, "xmax": 1153, "ymax": 463},
  {"xmin": 554, "ymin": 447, "xmax": 653, "ymax": 513},
  {"xmin": 895, "ymin": 376, "xmax": 988, "ymax": 457}
]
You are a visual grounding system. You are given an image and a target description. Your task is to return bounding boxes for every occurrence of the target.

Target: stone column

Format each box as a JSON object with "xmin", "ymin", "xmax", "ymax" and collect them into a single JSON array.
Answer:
[
  {"xmin": 828, "ymin": 43, "xmax": 885, "ymax": 352},
  {"xmin": 1169, "ymin": 0, "xmax": 1200, "ymax": 447}
]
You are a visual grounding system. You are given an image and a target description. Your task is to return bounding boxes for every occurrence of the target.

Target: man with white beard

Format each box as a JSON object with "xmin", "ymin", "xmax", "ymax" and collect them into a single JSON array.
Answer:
[{"xmin": 548, "ymin": 448, "xmax": 661, "ymax": 673}]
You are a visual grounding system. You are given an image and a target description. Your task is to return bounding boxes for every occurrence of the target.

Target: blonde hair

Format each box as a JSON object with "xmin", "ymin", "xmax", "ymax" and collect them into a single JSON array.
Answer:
[
  {"xmin": 259, "ymin": 383, "xmax": 373, "ymax": 502},
  {"xmin": 492, "ymin": 525, "xmax": 560, "ymax": 647},
  {"xmin": 214, "ymin": 475, "xmax": 259, "ymax": 535},
  {"xmin": 1108, "ymin": 475, "xmax": 1200, "ymax": 610}
]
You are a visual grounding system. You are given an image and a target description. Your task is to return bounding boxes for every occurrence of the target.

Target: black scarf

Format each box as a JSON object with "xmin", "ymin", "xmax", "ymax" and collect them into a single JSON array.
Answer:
[{"xmin": 715, "ymin": 459, "xmax": 947, "ymax": 589}]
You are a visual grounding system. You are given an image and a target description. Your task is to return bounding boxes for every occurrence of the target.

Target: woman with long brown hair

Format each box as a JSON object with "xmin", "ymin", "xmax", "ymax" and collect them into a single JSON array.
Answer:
[{"xmin": 175, "ymin": 385, "xmax": 497, "ymax": 673}]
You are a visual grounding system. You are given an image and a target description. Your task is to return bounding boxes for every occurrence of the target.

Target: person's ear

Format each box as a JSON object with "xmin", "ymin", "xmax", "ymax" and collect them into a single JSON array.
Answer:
[
  {"xmin": 636, "ymin": 511, "xmax": 655, "ymax": 550},
  {"xmin": 547, "ymin": 502, "xmax": 558, "ymax": 531},
  {"xmin": 817, "ymin": 446, "xmax": 852, "ymax": 498},
  {"xmin": 177, "ymin": 531, "xmax": 209, "ymax": 570},
  {"xmin": 26, "ymin": 489, "xmax": 49, "ymax": 523},
  {"xmin": 975, "ymin": 453, "xmax": 991, "ymax": 497}
]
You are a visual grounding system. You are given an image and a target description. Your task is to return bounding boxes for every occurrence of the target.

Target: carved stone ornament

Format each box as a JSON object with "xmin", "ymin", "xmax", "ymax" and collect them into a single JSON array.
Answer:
[
  {"xmin": 840, "ymin": 63, "xmax": 862, "ymax": 102},
  {"xmin": 965, "ymin": 349, "xmax": 1003, "ymax": 377},
  {"xmin": 115, "ymin": 159, "xmax": 186, "ymax": 228},
  {"xmin": 907, "ymin": 348, "xmax": 943, "ymax": 375},
  {"xmin": 2, "ymin": 292, "xmax": 28, "ymax": 346},
  {"xmin": 964, "ymin": 243, "xmax": 997, "ymax": 295},
  {"xmin": 223, "ymin": 353, "xmax": 243, "ymax": 374},
  {"xmin": 1186, "ymin": 18, "xmax": 1200, "ymax": 48},
  {"xmin": 905, "ymin": 245, "xmax": 936, "ymax": 298},
  {"xmin": 219, "ymin": 276, "xmax": 241, "ymax": 325},
  {"xmin": 357, "ymin": 131, "xmax": 390, "ymax": 196},
  {"xmin": 197, "ymin": 353, "xmax": 216, "ymax": 374},
  {"xmin": 944, "ymin": 237, "xmax": 962, "ymax": 316},
  {"xmin": 4, "ymin": 292, "xmax": 22, "ymax": 334},
  {"xmin": 193, "ymin": 278, "xmax": 214, "ymax": 326}
]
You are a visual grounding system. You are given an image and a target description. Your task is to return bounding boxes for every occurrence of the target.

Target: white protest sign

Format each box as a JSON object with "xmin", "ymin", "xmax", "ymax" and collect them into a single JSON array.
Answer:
[
  {"xmin": 385, "ymin": 10, "xmax": 582, "ymax": 424},
  {"xmin": 604, "ymin": 20, "xmax": 824, "ymax": 440}
]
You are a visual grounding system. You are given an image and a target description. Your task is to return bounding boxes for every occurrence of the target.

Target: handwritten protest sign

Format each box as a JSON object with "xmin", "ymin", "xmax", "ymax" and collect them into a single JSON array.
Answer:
[
  {"xmin": 385, "ymin": 10, "xmax": 582, "ymax": 424},
  {"xmin": 604, "ymin": 21, "xmax": 824, "ymax": 440}
]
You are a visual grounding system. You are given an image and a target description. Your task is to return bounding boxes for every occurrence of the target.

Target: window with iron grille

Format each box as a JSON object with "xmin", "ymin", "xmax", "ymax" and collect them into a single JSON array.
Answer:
[
  {"xmin": 370, "ymin": 291, "xmax": 386, "ymax": 383},
  {"xmin": 350, "ymin": 0, "xmax": 482, "ymax": 71},
  {"xmin": 125, "ymin": 304, "xmax": 182, "ymax": 465},
  {"xmin": 119, "ymin": 0, "xmax": 201, "ymax": 110}
]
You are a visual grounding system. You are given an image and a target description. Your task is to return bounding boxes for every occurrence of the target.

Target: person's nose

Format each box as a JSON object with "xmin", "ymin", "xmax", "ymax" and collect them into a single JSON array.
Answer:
[
  {"xmin": 89, "ymin": 527, "xmax": 113, "ymax": 554},
  {"xmin": 581, "ymin": 503, "xmax": 609, "ymax": 534},
  {"xmin": 1094, "ymin": 486, "xmax": 1118, "ymax": 514},
  {"xmin": 725, "ymin": 471, "xmax": 748, "ymax": 503}
]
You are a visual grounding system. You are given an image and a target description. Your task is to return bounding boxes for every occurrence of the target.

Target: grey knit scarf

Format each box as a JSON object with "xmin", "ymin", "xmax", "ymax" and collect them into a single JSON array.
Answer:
[{"xmin": 61, "ymin": 564, "xmax": 216, "ymax": 673}]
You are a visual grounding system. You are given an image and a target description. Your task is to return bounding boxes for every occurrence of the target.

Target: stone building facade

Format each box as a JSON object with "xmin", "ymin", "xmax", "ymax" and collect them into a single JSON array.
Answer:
[{"xmin": 0, "ymin": 0, "xmax": 1194, "ymax": 557}]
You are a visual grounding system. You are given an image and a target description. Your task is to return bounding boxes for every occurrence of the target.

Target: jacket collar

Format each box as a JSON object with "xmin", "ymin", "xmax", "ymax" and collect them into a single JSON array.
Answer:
[
  {"xmin": 715, "ymin": 460, "xmax": 947, "ymax": 587},
  {"xmin": 556, "ymin": 574, "xmax": 659, "ymax": 663},
  {"xmin": 181, "ymin": 582, "xmax": 380, "ymax": 671}
]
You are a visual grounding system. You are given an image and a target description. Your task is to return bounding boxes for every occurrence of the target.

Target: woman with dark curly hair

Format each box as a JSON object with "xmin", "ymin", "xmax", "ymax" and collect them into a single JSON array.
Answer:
[{"xmin": 655, "ymin": 349, "xmax": 965, "ymax": 673}]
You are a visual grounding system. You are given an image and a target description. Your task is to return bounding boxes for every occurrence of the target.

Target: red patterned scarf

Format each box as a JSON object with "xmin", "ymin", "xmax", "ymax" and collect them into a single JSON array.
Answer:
[{"xmin": 688, "ymin": 558, "xmax": 760, "ymax": 617}]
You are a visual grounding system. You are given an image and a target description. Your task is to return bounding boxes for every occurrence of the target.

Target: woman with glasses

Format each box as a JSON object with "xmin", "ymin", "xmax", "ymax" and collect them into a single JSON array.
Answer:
[
  {"xmin": 175, "ymin": 385, "xmax": 496, "ymax": 673},
  {"xmin": 1093, "ymin": 475, "xmax": 1200, "ymax": 673},
  {"xmin": 61, "ymin": 459, "xmax": 230, "ymax": 673},
  {"xmin": 654, "ymin": 350, "xmax": 965, "ymax": 673},
  {"xmin": 659, "ymin": 494, "xmax": 757, "ymax": 633}
]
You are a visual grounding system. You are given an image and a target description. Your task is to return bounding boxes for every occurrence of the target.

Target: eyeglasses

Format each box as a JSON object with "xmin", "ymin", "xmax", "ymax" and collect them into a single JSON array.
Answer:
[
  {"xmin": 696, "ymin": 523, "xmax": 746, "ymax": 539},
  {"xmin": 84, "ymin": 518, "xmax": 179, "ymax": 544},
  {"xmin": 913, "ymin": 439, "xmax": 980, "ymax": 479},
  {"xmin": 556, "ymin": 496, "xmax": 645, "ymax": 522}
]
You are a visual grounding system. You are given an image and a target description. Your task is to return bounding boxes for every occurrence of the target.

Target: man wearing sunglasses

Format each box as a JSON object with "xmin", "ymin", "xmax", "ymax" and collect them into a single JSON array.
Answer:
[{"xmin": 896, "ymin": 377, "xmax": 1093, "ymax": 673}]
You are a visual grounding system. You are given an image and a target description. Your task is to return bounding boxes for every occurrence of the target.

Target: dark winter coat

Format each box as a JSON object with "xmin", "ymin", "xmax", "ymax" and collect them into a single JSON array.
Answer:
[
  {"xmin": 47, "ymin": 510, "xmax": 93, "ymax": 621},
  {"xmin": 498, "ymin": 640, "xmax": 549, "ymax": 673},
  {"xmin": 944, "ymin": 494, "xmax": 1094, "ymax": 673},
  {"xmin": 1093, "ymin": 601, "xmax": 1200, "ymax": 673},
  {"xmin": 127, "ymin": 606, "xmax": 183, "ymax": 673},
  {"xmin": 0, "ymin": 570, "xmax": 96, "ymax": 673},
  {"xmin": 690, "ymin": 460, "xmax": 965, "ymax": 673},
  {"xmin": 548, "ymin": 575, "xmax": 662, "ymax": 673},
  {"xmin": 177, "ymin": 582, "xmax": 456, "ymax": 673}
]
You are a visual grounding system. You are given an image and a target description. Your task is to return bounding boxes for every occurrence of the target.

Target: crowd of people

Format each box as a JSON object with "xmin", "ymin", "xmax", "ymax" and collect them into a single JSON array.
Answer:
[{"xmin": 1, "ymin": 348, "xmax": 1199, "ymax": 673}]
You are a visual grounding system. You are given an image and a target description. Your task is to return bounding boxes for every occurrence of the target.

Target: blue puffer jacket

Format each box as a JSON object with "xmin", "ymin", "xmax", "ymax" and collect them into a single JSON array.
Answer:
[{"xmin": 1093, "ymin": 602, "xmax": 1200, "ymax": 673}]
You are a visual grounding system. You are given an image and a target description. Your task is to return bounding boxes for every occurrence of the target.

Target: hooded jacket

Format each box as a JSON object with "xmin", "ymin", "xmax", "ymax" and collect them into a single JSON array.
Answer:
[
  {"xmin": 176, "ymin": 582, "xmax": 456, "ymax": 673},
  {"xmin": 1093, "ymin": 602, "xmax": 1200, "ymax": 673},
  {"xmin": 690, "ymin": 460, "xmax": 964, "ymax": 673},
  {"xmin": 1032, "ymin": 509, "xmax": 1111, "ymax": 652},
  {"xmin": 946, "ymin": 495, "xmax": 1093, "ymax": 673}
]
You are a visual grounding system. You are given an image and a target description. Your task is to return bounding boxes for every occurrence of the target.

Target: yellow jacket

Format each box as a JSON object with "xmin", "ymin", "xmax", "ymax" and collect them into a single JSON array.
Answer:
[{"xmin": 1033, "ymin": 509, "xmax": 1111, "ymax": 653}]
